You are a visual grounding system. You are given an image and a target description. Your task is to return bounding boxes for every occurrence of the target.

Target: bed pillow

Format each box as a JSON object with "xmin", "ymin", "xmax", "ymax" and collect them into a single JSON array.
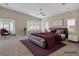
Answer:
[
  {"xmin": 47, "ymin": 29, "xmax": 51, "ymax": 32},
  {"xmin": 59, "ymin": 34, "xmax": 66, "ymax": 40},
  {"xmin": 56, "ymin": 30, "xmax": 64, "ymax": 34},
  {"xmin": 50, "ymin": 29, "xmax": 57, "ymax": 33}
]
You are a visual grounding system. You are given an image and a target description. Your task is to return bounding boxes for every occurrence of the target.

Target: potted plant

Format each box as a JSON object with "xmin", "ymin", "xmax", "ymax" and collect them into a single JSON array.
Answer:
[{"xmin": 24, "ymin": 27, "xmax": 27, "ymax": 35}]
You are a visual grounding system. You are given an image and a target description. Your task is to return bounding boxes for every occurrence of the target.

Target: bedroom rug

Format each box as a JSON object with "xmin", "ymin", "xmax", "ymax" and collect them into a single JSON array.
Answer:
[{"xmin": 20, "ymin": 40, "xmax": 66, "ymax": 56}]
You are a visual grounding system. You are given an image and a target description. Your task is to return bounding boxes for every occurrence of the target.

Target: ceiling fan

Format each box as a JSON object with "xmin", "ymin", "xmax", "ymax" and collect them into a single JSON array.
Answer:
[{"xmin": 38, "ymin": 8, "xmax": 46, "ymax": 16}]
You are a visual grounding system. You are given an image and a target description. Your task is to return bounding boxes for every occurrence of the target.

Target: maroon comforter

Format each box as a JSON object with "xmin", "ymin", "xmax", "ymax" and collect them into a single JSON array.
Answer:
[{"xmin": 31, "ymin": 32, "xmax": 62, "ymax": 48}]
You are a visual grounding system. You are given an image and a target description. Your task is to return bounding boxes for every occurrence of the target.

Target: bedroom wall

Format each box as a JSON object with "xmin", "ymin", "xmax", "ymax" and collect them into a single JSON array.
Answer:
[
  {"xmin": 41, "ymin": 9, "xmax": 79, "ymax": 35},
  {"xmin": 0, "ymin": 7, "xmax": 41, "ymax": 35}
]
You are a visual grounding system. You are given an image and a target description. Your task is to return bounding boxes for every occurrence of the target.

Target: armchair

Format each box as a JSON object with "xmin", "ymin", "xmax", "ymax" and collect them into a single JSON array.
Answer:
[{"xmin": 0, "ymin": 28, "xmax": 11, "ymax": 37}]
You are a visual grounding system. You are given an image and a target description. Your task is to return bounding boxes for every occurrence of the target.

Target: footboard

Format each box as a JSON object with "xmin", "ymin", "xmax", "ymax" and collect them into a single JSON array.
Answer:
[{"xmin": 29, "ymin": 35, "xmax": 46, "ymax": 48}]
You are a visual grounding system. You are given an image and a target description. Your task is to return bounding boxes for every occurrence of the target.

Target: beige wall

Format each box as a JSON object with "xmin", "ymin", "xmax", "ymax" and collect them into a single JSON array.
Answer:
[
  {"xmin": 0, "ymin": 6, "xmax": 79, "ymax": 35},
  {"xmin": 0, "ymin": 7, "xmax": 41, "ymax": 35},
  {"xmin": 41, "ymin": 9, "xmax": 79, "ymax": 35}
]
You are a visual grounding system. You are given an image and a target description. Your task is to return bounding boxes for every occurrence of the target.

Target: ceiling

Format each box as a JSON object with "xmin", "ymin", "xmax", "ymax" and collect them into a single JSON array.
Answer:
[{"xmin": 0, "ymin": 3, "xmax": 79, "ymax": 19}]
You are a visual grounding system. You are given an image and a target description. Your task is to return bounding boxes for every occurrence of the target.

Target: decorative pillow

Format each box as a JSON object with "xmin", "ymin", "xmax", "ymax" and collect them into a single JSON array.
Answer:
[
  {"xmin": 59, "ymin": 34, "xmax": 66, "ymax": 39},
  {"xmin": 50, "ymin": 29, "xmax": 57, "ymax": 33},
  {"xmin": 56, "ymin": 30, "xmax": 64, "ymax": 34},
  {"xmin": 47, "ymin": 29, "xmax": 51, "ymax": 32}
]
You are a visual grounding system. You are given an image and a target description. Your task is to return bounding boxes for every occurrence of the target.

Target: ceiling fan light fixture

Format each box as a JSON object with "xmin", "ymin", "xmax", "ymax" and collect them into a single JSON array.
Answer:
[{"xmin": 39, "ymin": 8, "xmax": 46, "ymax": 16}]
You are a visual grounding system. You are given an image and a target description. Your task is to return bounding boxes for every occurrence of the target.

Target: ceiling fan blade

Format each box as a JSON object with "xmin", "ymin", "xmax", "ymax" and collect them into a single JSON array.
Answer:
[
  {"xmin": 40, "ymin": 8, "xmax": 43, "ymax": 11},
  {"xmin": 36, "ymin": 13, "xmax": 40, "ymax": 16},
  {"xmin": 41, "ymin": 13, "xmax": 46, "ymax": 16},
  {"xmin": 37, "ymin": 8, "xmax": 47, "ymax": 16}
]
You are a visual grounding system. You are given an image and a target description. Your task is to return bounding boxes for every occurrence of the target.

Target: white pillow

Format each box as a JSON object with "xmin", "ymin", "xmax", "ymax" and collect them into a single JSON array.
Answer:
[
  {"xmin": 47, "ymin": 29, "xmax": 51, "ymax": 32},
  {"xmin": 56, "ymin": 30, "xmax": 63, "ymax": 34},
  {"xmin": 59, "ymin": 34, "xmax": 66, "ymax": 39}
]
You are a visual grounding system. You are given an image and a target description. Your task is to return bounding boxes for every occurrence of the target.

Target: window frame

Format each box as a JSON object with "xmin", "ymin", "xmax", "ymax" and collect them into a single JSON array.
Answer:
[
  {"xmin": 67, "ymin": 18, "xmax": 76, "ymax": 32},
  {"xmin": 0, "ymin": 19, "xmax": 15, "ymax": 34},
  {"xmin": 27, "ymin": 20, "xmax": 40, "ymax": 31}
]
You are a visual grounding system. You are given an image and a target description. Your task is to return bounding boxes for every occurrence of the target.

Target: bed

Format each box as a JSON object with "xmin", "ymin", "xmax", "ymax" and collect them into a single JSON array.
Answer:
[{"xmin": 28, "ymin": 28, "xmax": 68, "ymax": 48}]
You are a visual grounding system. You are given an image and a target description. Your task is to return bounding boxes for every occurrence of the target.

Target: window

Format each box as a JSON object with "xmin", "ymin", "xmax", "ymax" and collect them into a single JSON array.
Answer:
[
  {"xmin": 46, "ymin": 21, "xmax": 49, "ymax": 30},
  {"xmin": 0, "ymin": 19, "xmax": 15, "ymax": 34},
  {"xmin": 27, "ymin": 21, "xmax": 40, "ymax": 31},
  {"xmin": 67, "ymin": 19, "xmax": 76, "ymax": 32}
]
